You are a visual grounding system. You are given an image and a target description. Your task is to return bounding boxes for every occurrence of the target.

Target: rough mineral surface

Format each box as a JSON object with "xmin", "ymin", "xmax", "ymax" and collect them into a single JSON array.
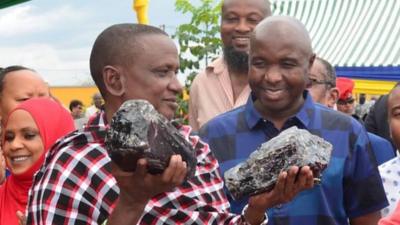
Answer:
[
  {"xmin": 105, "ymin": 100, "xmax": 197, "ymax": 179},
  {"xmin": 224, "ymin": 126, "xmax": 332, "ymax": 200}
]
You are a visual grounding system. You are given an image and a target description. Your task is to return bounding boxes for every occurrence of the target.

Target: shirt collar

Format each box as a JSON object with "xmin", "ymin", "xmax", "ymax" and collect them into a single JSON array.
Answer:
[
  {"xmin": 244, "ymin": 90, "xmax": 315, "ymax": 130},
  {"xmin": 206, "ymin": 57, "xmax": 226, "ymax": 75}
]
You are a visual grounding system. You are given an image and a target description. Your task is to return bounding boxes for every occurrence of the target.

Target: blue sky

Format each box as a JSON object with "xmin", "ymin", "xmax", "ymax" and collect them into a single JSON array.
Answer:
[{"xmin": 0, "ymin": 0, "xmax": 201, "ymax": 86}]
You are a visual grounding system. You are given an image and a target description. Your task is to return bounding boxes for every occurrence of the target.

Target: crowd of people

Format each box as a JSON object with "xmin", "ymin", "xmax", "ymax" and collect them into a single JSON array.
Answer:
[{"xmin": 0, "ymin": 0, "xmax": 398, "ymax": 225}]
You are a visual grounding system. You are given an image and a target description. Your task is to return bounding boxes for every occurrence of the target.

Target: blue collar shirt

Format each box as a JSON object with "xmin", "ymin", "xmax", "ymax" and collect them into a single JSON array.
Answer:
[{"xmin": 200, "ymin": 91, "xmax": 388, "ymax": 225}]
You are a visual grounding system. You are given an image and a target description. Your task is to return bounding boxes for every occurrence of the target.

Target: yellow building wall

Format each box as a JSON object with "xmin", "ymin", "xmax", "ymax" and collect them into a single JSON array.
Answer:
[
  {"xmin": 354, "ymin": 79, "xmax": 397, "ymax": 95},
  {"xmin": 50, "ymin": 86, "xmax": 100, "ymax": 109}
]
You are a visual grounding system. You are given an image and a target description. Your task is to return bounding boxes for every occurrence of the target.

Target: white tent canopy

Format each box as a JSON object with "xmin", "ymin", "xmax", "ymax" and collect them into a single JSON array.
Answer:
[{"xmin": 271, "ymin": 0, "xmax": 400, "ymax": 67}]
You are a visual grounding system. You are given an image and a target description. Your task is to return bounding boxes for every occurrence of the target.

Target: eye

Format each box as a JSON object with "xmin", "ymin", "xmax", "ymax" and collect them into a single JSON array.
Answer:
[
  {"xmin": 251, "ymin": 59, "xmax": 266, "ymax": 68},
  {"xmin": 392, "ymin": 109, "xmax": 400, "ymax": 118},
  {"xmin": 4, "ymin": 132, "xmax": 15, "ymax": 142},
  {"xmin": 155, "ymin": 69, "xmax": 169, "ymax": 77},
  {"xmin": 24, "ymin": 131, "xmax": 38, "ymax": 140},
  {"xmin": 280, "ymin": 61, "xmax": 296, "ymax": 68},
  {"xmin": 16, "ymin": 98, "xmax": 30, "ymax": 102},
  {"xmin": 224, "ymin": 15, "xmax": 238, "ymax": 23},
  {"xmin": 247, "ymin": 17, "xmax": 261, "ymax": 24}
]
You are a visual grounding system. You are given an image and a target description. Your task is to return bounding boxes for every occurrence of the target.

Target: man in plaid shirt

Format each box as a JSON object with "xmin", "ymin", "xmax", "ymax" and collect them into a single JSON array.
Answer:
[{"xmin": 26, "ymin": 24, "xmax": 314, "ymax": 225}]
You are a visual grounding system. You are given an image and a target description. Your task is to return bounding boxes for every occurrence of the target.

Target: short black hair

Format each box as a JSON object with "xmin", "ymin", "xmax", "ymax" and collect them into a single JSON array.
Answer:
[
  {"xmin": 69, "ymin": 99, "xmax": 83, "ymax": 111},
  {"xmin": 89, "ymin": 23, "xmax": 168, "ymax": 97},
  {"xmin": 316, "ymin": 57, "xmax": 336, "ymax": 87},
  {"xmin": 0, "ymin": 65, "xmax": 35, "ymax": 94}
]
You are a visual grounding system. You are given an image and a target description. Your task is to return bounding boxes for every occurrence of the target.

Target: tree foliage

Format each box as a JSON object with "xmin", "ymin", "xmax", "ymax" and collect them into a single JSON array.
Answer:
[{"xmin": 173, "ymin": 0, "xmax": 222, "ymax": 123}]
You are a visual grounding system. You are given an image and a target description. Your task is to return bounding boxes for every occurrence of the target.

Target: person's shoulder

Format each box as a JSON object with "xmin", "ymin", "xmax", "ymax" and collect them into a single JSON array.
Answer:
[
  {"xmin": 206, "ymin": 105, "xmax": 244, "ymax": 127},
  {"xmin": 314, "ymin": 104, "xmax": 359, "ymax": 129},
  {"xmin": 194, "ymin": 56, "xmax": 224, "ymax": 78},
  {"xmin": 368, "ymin": 132, "xmax": 391, "ymax": 144},
  {"xmin": 47, "ymin": 127, "xmax": 107, "ymax": 163},
  {"xmin": 199, "ymin": 106, "xmax": 245, "ymax": 138}
]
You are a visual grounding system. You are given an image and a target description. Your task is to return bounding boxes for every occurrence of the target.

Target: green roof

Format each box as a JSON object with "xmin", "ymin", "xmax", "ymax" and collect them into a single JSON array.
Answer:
[
  {"xmin": 0, "ymin": 0, "xmax": 30, "ymax": 10},
  {"xmin": 271, "ymin": 0, "xmax": 400, "ymax": 66}
]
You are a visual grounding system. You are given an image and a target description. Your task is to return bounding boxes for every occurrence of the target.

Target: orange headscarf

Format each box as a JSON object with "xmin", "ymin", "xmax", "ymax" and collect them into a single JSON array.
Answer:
[{"xmin": 0, "ymin": 98, "xmax": 75, "ymax": 225}]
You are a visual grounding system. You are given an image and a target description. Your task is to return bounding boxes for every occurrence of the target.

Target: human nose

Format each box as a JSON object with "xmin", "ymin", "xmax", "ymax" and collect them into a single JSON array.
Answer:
[
  {"xmin": 8, "ymin": 138, "xmax": 23, "ymax": 151},
  {"xmin": 264, "ymin": 67, "xmax": 283, "ymax": 83},
  {"xmin": 169, "ymin": 75, "xmax": 183, "ymax": 94},
  {"xmin": 235, "ymin": 18, "xmax": 251, "ymax": 33}
]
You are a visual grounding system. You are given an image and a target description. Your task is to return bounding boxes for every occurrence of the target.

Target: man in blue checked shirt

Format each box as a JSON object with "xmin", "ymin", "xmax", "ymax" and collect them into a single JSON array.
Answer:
[{"xmin": 200, "ymin": 16, "xmax": 388, "ymax": 225}]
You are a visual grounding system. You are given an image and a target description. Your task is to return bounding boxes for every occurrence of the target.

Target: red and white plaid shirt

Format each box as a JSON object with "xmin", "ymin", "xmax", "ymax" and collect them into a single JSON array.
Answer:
[{"xmin": 27, "ymin": 111, "xmax": 248, "ymax": 225}]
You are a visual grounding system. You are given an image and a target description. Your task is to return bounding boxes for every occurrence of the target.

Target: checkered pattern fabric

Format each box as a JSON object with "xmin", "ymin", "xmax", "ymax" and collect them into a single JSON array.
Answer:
[
  {"xmin": 200, "ymin": 91, "xmax": 389, "ymax": 225},
  {"xmin": 26, "ymin": 113, "xmax": 119, "ymax": 225},
  {"xmin": 27, "ymin": 111, "xmax": 251, "ymax": 225}
]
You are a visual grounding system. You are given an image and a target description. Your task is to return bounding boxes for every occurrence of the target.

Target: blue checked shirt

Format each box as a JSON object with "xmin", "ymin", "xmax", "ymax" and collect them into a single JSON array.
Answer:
[{"xmin": 200, "ymin": 91, "xmax": 388, "ymax": 225}]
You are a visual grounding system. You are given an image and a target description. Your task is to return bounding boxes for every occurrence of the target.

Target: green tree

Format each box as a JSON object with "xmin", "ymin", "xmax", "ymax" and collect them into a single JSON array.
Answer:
[{"xmin": 173, "ymin": 0, "xmax": 222, "ymax": 124}]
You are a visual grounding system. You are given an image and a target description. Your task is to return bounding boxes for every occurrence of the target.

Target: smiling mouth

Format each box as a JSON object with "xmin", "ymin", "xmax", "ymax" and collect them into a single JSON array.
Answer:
[
  {"xmin": 233, "ymin": 37, "xmax": 250, "ymax": 45},
  {"xmin": 262, "ymin": 88, "xmax": 285, "ymax": 98},
  {"xmin": 11, "ymin": 155, "xmax": 30, "ymax": 163}
]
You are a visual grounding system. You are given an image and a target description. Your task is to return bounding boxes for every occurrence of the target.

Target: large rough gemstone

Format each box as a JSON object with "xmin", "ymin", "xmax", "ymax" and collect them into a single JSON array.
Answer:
[
  {"xmin": 105, "ymin": 100, "xmax": 197, "ymax": 179},
  {"xmin": 224, "ymin": 126, "xmax": 332, "ymax": 200}
]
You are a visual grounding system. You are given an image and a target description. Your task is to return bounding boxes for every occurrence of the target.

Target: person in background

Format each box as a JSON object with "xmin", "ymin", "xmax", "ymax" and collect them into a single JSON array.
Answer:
[
  {"xmin": 355, "ymin": 93, "xmax": 371, "ymax": 120},
  {"xmin": 200, "ymin": 16, "xmax": 388, "ymax": 224},
  {"xmin": 308, "ymin": 59, "xmax": 394, "ymax": 165},
  {"xmin": 0, "ymin": 66, "xmax": 51, "ymax": 185},
  {"xmin": 189, "ymin": 0, "xmax": 272, "ymax": 131},
  {"xmin": 69, "ymin": 100, "xmax": 84, "ymax": 119},
  {"xmin": 335, "ymin": 77, "xmax": 362, "ymax": 121},
  {"xmin": 378, "ymin": 83, "xmax": 400, "ymax": 218},
  {"xmin": 0, "ymin": 98, "xmax": 75, "ymax": 225},
  {"xmin": 85, "ymin": 92, "xmax": 103, "ymax": 118},
  {"xmin": 26, "ymin": 23, "xmax": 314, "ymax": 225},
  {"xmin": 0, "ymin": 66, "xmax": 50, "ymax": 123},
  {"xmin": 365, "ymin": 94, "xmax": 395, "ymax": 148},
  {"xmin": 307, "ymin": 57, "xmax": 338, "ymax": 108},
  {"xmin": 69, "ymin": 99, "xmax": 88, "ymax": 129}
]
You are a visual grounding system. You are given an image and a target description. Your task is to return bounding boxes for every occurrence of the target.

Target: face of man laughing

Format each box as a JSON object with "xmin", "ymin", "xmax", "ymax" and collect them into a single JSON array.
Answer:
[{"xmin": 248, "ymin": 17, "xmax": 314, "ymax": 121}]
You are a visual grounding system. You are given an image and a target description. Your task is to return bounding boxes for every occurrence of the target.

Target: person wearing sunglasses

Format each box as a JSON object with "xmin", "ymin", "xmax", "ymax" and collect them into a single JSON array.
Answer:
[
  {"xmin": 308, "ymin": 63, "xmax": 394, "ymax": 166},
  {"xmin": 307, "ymin": 57, "xmax": 339, "ymax": 108},
  {"xmin": 336, "ymin": 77, "xmax": 361, "ymax": 121}
]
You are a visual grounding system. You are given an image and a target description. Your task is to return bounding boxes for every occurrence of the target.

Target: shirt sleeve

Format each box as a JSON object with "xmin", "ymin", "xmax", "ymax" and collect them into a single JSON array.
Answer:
[
  {"xmin": 26, "ymin": 134, "xmax": 119, "ymax": 225},
  {"xmin": 343, "ymin": 122, "xmax": 389, "ymax": 218}
]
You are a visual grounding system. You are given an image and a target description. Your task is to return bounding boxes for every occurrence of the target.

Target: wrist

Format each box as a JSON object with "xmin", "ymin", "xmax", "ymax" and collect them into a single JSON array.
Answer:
[
  {"xmin": 118, "ymin": 191, "xmax": 149, "ymax": 209},
  {"xmin": 242, "ymin": 204, "xmax": 269, "ymax": 225}
]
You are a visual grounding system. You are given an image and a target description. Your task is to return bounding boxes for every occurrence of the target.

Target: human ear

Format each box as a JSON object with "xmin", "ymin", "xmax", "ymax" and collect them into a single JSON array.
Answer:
[
  {"xmin": 103, "ymin": 66, "xmax": 125, "ymax": 97},
  {"xmin": 308, "ymin": 54, "xmax": 316, "ymax": 69},
  {"xmin": 327, "ymin": 88, "xmax": 339, "ymax": 108}
]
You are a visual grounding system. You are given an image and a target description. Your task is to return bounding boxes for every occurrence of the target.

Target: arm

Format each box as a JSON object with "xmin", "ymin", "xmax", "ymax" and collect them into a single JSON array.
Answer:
[
  {"xmin": 350, "ymin": 211, "xmax": 381, "ymax": 225},
  {"xmin": 379, "ymin": 201, "xmax": 400, "ymax": 225},
  {"xmin": 188, "ymin": 78, "xmax": 200, "ymax": 132}
]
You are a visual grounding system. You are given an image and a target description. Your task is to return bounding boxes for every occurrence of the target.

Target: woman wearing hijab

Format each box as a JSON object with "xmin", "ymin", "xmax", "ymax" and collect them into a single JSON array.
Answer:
[
  {"xmin": 0, "ymin": 98, "xmax": 75, "ymax": 225},
  {"xmin": 0, "ymin": 65, "xmax": 50, "ymax": 185}
]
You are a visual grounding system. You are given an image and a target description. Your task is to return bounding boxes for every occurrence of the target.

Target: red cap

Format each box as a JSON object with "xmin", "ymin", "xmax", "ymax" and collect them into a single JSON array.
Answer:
[{"xmin": 336, "ymin": 77, "xmax": 354, "ymax": 100}]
